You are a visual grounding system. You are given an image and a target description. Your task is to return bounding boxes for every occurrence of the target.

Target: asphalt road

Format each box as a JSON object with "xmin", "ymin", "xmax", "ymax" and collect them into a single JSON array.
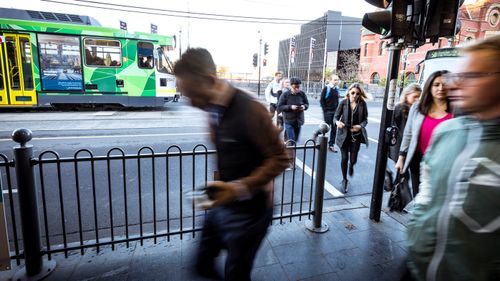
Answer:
[{"xmin": 0, "ymin": 97, "xmax": 390, "ymax": 247}]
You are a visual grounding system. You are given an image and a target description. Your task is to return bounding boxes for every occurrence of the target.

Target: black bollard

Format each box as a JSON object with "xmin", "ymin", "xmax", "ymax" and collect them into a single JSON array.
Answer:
[
  {"xmin": 306, "ymin": 123, "xmax": 330, "ymax": 233},
  {"xmin": 12, "ymin": 128, "xmax": 55, "ymax": 280}
]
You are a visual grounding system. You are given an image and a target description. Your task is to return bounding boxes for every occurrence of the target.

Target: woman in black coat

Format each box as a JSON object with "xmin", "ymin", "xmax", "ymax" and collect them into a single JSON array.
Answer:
[
  {"xmin": 334, "ymin": 83, "xmax": 369, "ymax": 193},
  {"xmin": 388, "ymin": 83, "xmax": 421, "ymax": 162}
]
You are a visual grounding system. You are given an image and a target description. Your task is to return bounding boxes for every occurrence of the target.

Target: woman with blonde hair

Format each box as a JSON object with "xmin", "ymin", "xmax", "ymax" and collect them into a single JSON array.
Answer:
[
  {"xmin": 276, "ymin": 78, "xmax": 290, "ymax": 130},
  {"xmin": 334, "ymin": 83, "xmax": 369, "ymax": 192},
  {"xmin": 388, "ymin": 83, "xmax": 422, "ymax": 162}
]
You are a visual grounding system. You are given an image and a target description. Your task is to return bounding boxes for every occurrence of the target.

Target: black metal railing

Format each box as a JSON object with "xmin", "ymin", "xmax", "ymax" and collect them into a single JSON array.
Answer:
[{"xmin": 0, "ymin": 126, "xmax": 330, "ymax": 278}]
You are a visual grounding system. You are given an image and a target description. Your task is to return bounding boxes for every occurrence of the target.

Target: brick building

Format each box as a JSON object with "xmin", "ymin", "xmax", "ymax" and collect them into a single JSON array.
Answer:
[{"xmin": 359, "ymin": 0, "xmax": 500, "ymax": 85}]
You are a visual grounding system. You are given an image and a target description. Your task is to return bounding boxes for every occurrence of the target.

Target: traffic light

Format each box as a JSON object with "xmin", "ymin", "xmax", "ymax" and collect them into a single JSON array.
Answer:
[
  {"xmin": 263, "ymin": 59, "xmax": 267, "ymax": 66},
  {"xmin": 264, "ymin": 43, "xmax": 269, "ymax": 55},
  {"xmin": 362, "ymin": 0, "xmax": 411, "ymax": 39},
  {"xmin": 423, "ymin": 0, "xmax": 464, "ymax": 43},
  {"xmin": 252, "ymin": 53, "xmax": 258, "ymax": 67}
]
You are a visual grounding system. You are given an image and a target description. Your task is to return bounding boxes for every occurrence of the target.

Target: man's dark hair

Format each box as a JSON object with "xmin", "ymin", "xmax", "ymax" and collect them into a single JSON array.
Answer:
[
  {"xmin": 173, "ymin": 48, "xmax": 216, "ymax": 78},
  {"xmin": 418, "ymin": 70, "xmax": 451, "ymax": 115},
  {"xmin": 290, "ymin": 77, "xmax": 301, "ymax": 85}
]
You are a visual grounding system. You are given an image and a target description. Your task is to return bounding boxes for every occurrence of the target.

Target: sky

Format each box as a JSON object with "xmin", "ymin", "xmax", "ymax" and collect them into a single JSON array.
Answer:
[{"xmin": 0, "ymin": 0, "xmax": 477, "ymax": 77}]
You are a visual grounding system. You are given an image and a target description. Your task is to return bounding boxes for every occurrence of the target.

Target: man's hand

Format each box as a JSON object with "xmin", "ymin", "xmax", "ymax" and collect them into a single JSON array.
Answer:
[
  {"xmin": 207, "ymin": 181, "xmax": 249, "ymax": 207},
  {"xmin": 336, "ymin": 121, "xmax": 345, "ymax": 129},
  {"xmin": 291, "ymin": 105, "xmax": 298, "ymax": 111}
]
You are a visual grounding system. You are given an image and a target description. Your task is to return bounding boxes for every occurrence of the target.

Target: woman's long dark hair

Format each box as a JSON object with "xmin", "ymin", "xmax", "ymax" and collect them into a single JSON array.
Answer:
[{"xmin": 418, "ymin": 70, "xmax": 451, "ymax": 115}]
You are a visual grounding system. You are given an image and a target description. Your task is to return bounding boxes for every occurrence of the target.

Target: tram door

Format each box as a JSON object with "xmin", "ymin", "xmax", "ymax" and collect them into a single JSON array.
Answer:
[{"xmin": 0, "ymin": 34, "xmax": 36, "ymax": 106}]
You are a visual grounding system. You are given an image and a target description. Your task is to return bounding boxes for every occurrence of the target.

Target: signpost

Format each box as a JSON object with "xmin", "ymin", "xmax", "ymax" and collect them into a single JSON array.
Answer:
[
  {"xmin": 306, "ymin": 37, "xmax": 316, "ymax": 94},
  {"xmin": 151, "ymin": 23, "xmax": 158, "ymax": 34},
  {"xmin": 287, "ymin": 36, "xmax": 296, "ymax": 78},
  {"xmin": 119, "ymin": 20, "xmax": 127, "ymax": 31}
]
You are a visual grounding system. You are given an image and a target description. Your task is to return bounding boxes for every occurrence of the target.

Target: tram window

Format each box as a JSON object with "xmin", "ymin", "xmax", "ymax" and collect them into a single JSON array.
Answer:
[
  {"xmin": 19, "ymin": 37, "xmax": 34, "ymax": 90},
  {"xmin": 84, "ymin": 38, "xmax": 122, "ymax": 67},
  {"xmin": 0, "ymin": 65, "xmax": 3, "ymax": 90},
  {"xmin": 138, "ymin": 42, "xmax": 154, "ymax": 69},
  {"xmin": 5, "ymin": 37, "xmax": 21, "ymax": 90},
  {"xmin": 38, "ymin": 34, "xmax": 83, "ymax": 91},
  {"xmin": 156, "ymin": 46, "xmax": 174, "ymax": 74}
]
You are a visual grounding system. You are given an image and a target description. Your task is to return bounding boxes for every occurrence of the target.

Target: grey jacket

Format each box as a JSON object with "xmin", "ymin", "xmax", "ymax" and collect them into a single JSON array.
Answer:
[
  {"xmin": 334, "ymin": 98, "xmax": 368, "ymax": 148},
  {"xmin": 399, "ymin": 102, "xmax": 425, "ymax": 172}
]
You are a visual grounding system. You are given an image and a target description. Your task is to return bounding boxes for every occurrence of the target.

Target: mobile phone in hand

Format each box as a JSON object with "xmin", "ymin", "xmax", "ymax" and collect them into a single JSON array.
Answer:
[{"xmin": 185, "ymin": 184, "xmax": 221, "ymax": 209}]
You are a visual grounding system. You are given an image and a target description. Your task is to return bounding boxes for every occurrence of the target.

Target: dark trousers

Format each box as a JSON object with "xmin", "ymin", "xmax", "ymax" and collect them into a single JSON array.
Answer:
[
  {"xmin": 276, "ymin": 114, "xmax": 284, "ymax": 129},
  {"xmin": 196, "ymin": 207, "xmax": 272, "ymax": 281},
  {"xmin": 340, "ymin": 139, "xmax": 361, "ymax": 180},
  {"xmin": 408, "ymin": 151, "xmax": 423, "ymax": 197},
  {"xmin": 323, "ymin": 110, "xmax": 337, "ymax": 147},
  {"xmin": 269, "ymin": 103, "xmax": 277, "ymax": 118},
  {"xmin": 284, "ymin": 123, "xmax": 301, "ymax": 143}
]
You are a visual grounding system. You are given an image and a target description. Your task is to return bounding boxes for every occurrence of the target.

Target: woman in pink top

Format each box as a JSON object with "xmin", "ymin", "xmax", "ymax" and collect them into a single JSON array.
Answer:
[
  {"xmin": 418, "ymin": 113, "xmax": 452, "ymax": 154},
  {"xmin": 395, "ymin": 70, "xmax": 453, "ymax": 196}
]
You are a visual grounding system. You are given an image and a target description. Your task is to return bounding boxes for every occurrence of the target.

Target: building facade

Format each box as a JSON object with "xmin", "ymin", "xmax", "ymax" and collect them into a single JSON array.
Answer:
[
  {"xmin": 359, "ymin": 0, "xmax": 500, "ymax": 85},
  {"xmin": 278, "ymin": 11, "xmax": 362, "ymax": 82}
]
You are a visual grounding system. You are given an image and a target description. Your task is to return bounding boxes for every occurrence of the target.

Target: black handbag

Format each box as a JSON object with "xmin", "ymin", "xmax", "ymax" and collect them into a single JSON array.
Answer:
[
  {"xmin": 384, "ymin": 168, "xmax": 394, "ymax": 192},
  {"xmin": 388, "ymin": 172, "xmax": 413, "ymax": 212}
]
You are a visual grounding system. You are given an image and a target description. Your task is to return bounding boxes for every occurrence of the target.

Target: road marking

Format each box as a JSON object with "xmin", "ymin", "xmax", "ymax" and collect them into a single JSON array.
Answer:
[
  {"xmin": 294, "ymin": 158, "xmax": 344, "ymax": 198},
  {"xmin": 0, "ymin": 132, "xmax": 210, "ymax": 142},
  {"xmin": 368, "ymin": 137, "xmax": 379, "ymax": 144},
  {"xmin": 368, "ymin": 117, "xmax": 381, "ymax": 123},
  {"xmin": 2, "ymin": 189, "xmax": 17, "ymax": 195}
]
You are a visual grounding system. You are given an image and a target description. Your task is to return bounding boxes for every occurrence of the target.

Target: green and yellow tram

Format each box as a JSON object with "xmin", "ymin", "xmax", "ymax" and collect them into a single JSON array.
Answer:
[{"xmin": 0, "ymin": 8, "xmax": 177, "ymax": 108}]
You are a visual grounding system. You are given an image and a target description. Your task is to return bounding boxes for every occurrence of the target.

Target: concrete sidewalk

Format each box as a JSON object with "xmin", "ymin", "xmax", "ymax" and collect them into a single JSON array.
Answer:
[{"xmin": 0, "ymin": 195, "xmax": 410, "ymax": 281}]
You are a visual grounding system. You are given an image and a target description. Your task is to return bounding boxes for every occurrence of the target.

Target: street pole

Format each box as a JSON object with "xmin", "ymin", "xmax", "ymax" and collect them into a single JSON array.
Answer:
[
  {"xmin": 287, "ymin": 36, "xmax": 294, "ymax": 79},
  {"xmin": 399, "ymin": 48, "xmax": 409, "ymax": 95},
  {"xmin": 257, "ymin": 32, "xmax": 262, "ymax": 97},
  {"xmin": 321, "ymin": 38, "xmax": 328, "ymax": 90},
  {"xmin": 178, "ymin": 27, "xmax": 182, "ymax": 58},
  {"xmin": 287, "ymin": 40, "xmax": 292, "ymax": 79},
  {"xmin": 369, "ymin": 42, "xmax": 403, "ymax": 222},
  {"xmin": 306, "ymin": 38, "xmax": 313, "ymax": 94}
]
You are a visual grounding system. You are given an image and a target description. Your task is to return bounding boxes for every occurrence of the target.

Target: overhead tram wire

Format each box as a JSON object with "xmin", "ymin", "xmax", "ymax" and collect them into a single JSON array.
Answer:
[
  {"xmin": 72, "ymin": 0, "xmax": 362, "ymax": 23},
  {"xmin": 40, "ymin": 0, "xmax": 362, "ymax": 26},
  {"xmin": 44, "ymin": 0, "xmax": 362, "ymax": 25}
]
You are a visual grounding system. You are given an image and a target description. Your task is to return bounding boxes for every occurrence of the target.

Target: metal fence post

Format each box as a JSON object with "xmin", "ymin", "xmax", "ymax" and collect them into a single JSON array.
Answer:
[
  {"xmin": 306, "ymin": 123, "xmax": 329, "ymax": 233},
  {"xmin": 12, "ymin": 129, "xmax": 55, "ymax": 280}
]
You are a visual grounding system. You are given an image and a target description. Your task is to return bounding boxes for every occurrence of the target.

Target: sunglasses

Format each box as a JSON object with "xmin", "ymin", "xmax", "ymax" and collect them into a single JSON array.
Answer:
[{"xmin": 443, "ymin": 72, "xmax": 500, "ymax": 85}]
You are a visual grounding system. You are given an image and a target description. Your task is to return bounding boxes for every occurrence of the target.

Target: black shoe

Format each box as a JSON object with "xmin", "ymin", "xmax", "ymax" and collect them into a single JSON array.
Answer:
[
  {"xmin": 341, "ymin": 179, "xmax": 349, "ymax": 193},
  {"xmin": 196, "ymin": 265, "xmax": 222, "ymax": 280},
  {"xmin": 348, "ymin": 164, "xmax": 354, "ymax": 177}
]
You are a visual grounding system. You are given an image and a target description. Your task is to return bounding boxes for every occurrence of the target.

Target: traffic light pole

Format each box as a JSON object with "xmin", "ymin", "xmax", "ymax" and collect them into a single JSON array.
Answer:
[
  {"xmin": 369, "ymin": 43, "xmax": 402, "ymax": 222},
  {"xmin": 257, "ymin": 37, "xmax": 262, "ymax": 97}
]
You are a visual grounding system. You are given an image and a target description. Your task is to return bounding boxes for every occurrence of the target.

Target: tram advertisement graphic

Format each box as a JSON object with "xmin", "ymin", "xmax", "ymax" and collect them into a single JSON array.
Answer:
[{"xmin": 38, "ymin": 34, "xmax": 83, "ymax": 91}]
